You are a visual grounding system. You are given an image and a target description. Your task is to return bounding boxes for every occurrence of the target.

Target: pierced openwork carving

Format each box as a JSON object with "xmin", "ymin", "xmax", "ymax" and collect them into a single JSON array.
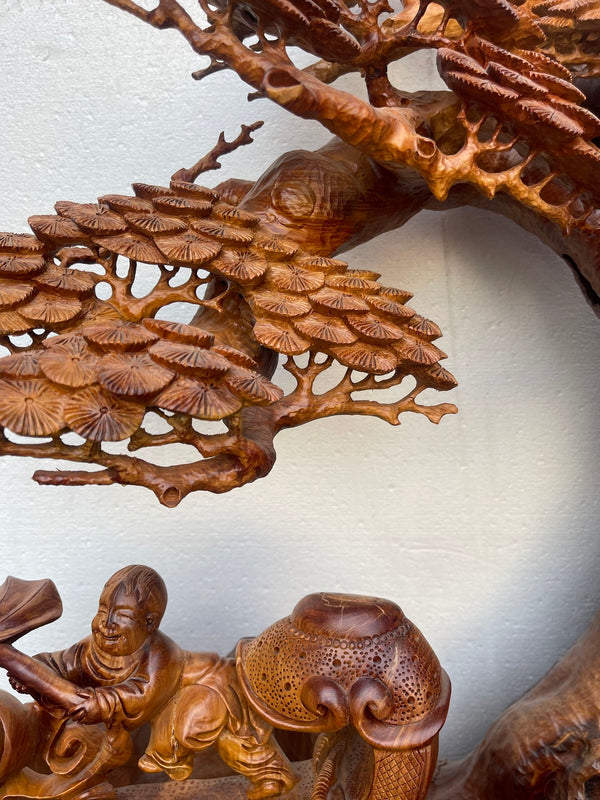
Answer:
[
  {"xmin": 0, "ymin": 1, "xmax": 599, "ymax": 504},
  {"xmin": 0, "ymin": 570, "xmax": 597, "ymax": 800},
  {"xmin": 0, "ymin": 569, "xmax": 449, "ymax": 800}
]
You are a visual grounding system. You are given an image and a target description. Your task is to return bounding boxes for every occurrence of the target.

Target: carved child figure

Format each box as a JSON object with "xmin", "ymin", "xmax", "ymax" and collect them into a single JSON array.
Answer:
[
  {"xmin": 30, "ymin": 565, "xmax": 180, "ymax": 732},
  {"xmin": 0, "ymin": 566, "xmax": 296, "ymax": 800}
]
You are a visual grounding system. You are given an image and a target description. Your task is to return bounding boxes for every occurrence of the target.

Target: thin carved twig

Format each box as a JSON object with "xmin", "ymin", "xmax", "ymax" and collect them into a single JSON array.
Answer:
[
  {"xmin": 192, "ymin": 57, "xmax": 228, "ymax": 82},
  {"xmin": 274, "ymin": 356, "xmax": 457, "ymax": 429},
  {"xmin": 171, "ymin": 121, "xmax": 265, "ymax": 183}
]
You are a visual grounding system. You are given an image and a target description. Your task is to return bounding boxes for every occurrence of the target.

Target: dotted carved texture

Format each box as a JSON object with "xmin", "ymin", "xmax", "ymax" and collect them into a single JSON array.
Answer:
[
  {"xmin": 117, "ymin": 762, "xmax": 314, "ymax": 800},
  {"xmin": 242, "ymin": 618, "xmax": 442, "ymax": 725}
]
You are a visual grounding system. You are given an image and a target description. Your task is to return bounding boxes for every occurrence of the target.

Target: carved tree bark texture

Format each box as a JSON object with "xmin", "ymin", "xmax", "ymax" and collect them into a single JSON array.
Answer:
[
  {"xmin": 0, "ymin": 0, "xmax": 599, "ymax": 501},
  {"xmin": 429, "ymin": 610, "xmax": 600, "ymax": 800}
]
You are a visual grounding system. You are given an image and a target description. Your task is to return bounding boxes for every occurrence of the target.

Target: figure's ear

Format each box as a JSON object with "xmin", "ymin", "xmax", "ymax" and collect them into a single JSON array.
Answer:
[{"xmin": 146, "ymin": 613, "xmax": 158, "ymax": 632}]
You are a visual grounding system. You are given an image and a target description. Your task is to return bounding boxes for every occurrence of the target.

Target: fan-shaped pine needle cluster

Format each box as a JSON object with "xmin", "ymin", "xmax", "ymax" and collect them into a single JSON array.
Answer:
[{"xmin": 0, "ymin": 177, "xmax": 456, "ymax": 502}]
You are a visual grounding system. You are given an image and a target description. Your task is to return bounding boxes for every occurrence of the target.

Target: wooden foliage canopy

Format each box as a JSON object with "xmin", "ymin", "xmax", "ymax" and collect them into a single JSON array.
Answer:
[{"xmin": 0, "ymin": 0, "xmax": 599, "ymax": 506}]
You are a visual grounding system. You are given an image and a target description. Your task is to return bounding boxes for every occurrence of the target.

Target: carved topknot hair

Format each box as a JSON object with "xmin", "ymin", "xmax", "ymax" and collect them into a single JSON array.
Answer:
[{"xmin": 103, "ymin": 564, "xmax": 168, "ymax": 623}]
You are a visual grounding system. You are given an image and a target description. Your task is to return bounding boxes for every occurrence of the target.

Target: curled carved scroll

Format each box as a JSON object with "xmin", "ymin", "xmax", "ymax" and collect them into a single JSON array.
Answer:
[
  {"xmin": 237, "ymin": 592, "xmax": 450, "ymax": 800},
  {"xmin": 0, "ymin": 573, "xmax": 449, "ymax": 800},
  {"xmin": 348, "ymin": 671, "xmax": 451, "ymax": 750}
]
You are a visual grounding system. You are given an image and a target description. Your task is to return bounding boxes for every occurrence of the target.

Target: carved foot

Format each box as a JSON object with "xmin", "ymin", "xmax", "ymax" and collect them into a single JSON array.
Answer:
[{"xmin": 246, "ymin": 780, "xmax": 291, "ymax": 800}]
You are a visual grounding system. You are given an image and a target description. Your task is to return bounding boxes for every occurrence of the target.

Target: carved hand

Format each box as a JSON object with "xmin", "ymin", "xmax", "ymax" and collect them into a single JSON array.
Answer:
[
  {"xmin": 68, "ymin": 689, "xmax": 103, "ymax": 725},
  {"xmin": 7, "ymin": 673, "xmax": 30, "ymax": 694}
]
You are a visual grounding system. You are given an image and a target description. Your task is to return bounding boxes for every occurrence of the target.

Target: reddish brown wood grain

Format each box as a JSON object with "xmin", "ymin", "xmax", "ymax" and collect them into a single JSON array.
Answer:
[{"xmin": 0, "ymin": 572, "xmax": 450, "ymax": 800}]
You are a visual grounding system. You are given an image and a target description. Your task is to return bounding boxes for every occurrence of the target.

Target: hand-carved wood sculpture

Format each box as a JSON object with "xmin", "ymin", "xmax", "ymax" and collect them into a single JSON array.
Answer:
[
  {"xmin": 429, "ymin": 608, "xmax": 600, "ymax": 800},
  {"xmin": 1, "ymin": 1, "xmax": 599, "ymax": 504},
  {"xmin": 0, "ymin": 568, "xmax": 450, "ymax": 800},
  {"xmin": 1, "ymin": 569, "xmax": 597, "ymax": 800}
]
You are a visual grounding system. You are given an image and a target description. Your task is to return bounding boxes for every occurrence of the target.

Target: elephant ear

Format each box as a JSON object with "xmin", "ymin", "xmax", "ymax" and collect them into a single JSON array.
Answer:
[{"xmin": 0, "ymin": 576, "xmax": 62, "ymax": 644}]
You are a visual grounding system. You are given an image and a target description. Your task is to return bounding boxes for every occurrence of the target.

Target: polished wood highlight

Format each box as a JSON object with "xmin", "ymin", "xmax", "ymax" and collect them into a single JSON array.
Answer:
[
  {"xmin": 0, "ymin": 2, "xmax": 599, "ymax": 501},
  {"xmin": 0, "ymin": 569, "xmax": 449, "ymax": 800}
]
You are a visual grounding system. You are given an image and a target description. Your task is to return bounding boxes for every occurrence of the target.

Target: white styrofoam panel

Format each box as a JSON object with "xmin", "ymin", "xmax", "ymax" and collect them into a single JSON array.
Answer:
[{"xmin": 0, "ymin": 0, "xmax": 598, "ymax": 762}]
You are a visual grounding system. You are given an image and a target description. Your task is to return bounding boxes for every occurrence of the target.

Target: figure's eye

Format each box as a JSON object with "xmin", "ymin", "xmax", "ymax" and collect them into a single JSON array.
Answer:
[{"xmin": 114, "ymin": 610, "xmax": 136, "ymax": 622}]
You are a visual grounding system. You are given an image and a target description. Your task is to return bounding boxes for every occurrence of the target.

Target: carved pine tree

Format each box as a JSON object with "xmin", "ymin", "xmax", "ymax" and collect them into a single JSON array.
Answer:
[{"xmin": 0, "ymin": 0, "xmax": 599, "ymax": 504}]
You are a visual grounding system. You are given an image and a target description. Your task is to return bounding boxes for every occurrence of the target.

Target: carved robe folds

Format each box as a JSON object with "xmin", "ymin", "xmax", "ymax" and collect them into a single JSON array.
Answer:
[{"xmin": 0, "ymin": 639, "xmax": 295, "ymax": 800}]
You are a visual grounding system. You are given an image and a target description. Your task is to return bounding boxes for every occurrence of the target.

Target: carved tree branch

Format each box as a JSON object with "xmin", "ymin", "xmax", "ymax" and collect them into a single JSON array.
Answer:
[
  {"xmin": 101, "ymin": 0, "xmax": 429, "ymax": 168},
  {"xmin": 273, "ymin": 356, "xmax": 457, "ymax": 429},
  {"xmin": 5, "ymin": 0, "xmax": 600, "ymax": 507},
  {"xmin": 101, "ymin": 0, "xmax": 600, "ymax": 288},
  {"xmin": 13, "ymin": 405, "xmax": 277, "ymax": 507},
  {"xmin": 430, "ymin": 610, "xmax": 600, "ymax": 800}
]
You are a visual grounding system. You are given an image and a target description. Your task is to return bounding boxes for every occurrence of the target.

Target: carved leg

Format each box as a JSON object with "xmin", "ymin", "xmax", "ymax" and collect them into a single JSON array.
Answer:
[
  {"xmin": 217, "ymin": 728, "xmax": 298, "ymax": 800},
  {"xmin": 143, "ymin": 682, "xmax": 298, "ymax": 798},
  {"xmin": 141, "ymin": 685, "xmax": 228, "ymax": 780}
]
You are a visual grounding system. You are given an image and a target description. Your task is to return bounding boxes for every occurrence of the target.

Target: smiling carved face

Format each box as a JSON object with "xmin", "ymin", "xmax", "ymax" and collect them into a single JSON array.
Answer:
[{"xmin": 91, "ymin": 584, "xmax": 154, "ymax": 657}]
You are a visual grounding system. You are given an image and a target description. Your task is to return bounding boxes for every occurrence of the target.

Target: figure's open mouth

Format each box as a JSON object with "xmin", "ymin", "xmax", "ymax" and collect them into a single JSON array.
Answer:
[{"xmin": 100, "ymin": 633, "xmax": 120, "ymax": 643}]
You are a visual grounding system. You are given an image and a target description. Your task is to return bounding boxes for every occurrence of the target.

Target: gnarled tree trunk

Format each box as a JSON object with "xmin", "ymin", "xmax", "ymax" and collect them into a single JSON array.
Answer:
[{"xmin": 429, "ymin": 610, "xmax": 600, "ymax": 800}]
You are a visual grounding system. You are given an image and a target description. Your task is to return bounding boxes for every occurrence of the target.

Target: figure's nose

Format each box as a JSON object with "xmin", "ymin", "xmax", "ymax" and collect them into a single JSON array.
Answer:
[{"xmin": 104, "ymin": 611, "xmax": 118, "ymax": 630}]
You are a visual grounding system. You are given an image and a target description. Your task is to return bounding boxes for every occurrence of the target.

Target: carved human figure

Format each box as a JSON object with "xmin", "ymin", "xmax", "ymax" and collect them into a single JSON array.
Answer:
[
  {"xmin": 0, "ymin": 566, "xmax": 296, "ymax": 800},
  {"xmin": 23, "ymin": 566, "xmax": 179, "ymax": 730},
  {"xmin": 0, "ymin": 575, "xmax": 454, "ymax": 800}
]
